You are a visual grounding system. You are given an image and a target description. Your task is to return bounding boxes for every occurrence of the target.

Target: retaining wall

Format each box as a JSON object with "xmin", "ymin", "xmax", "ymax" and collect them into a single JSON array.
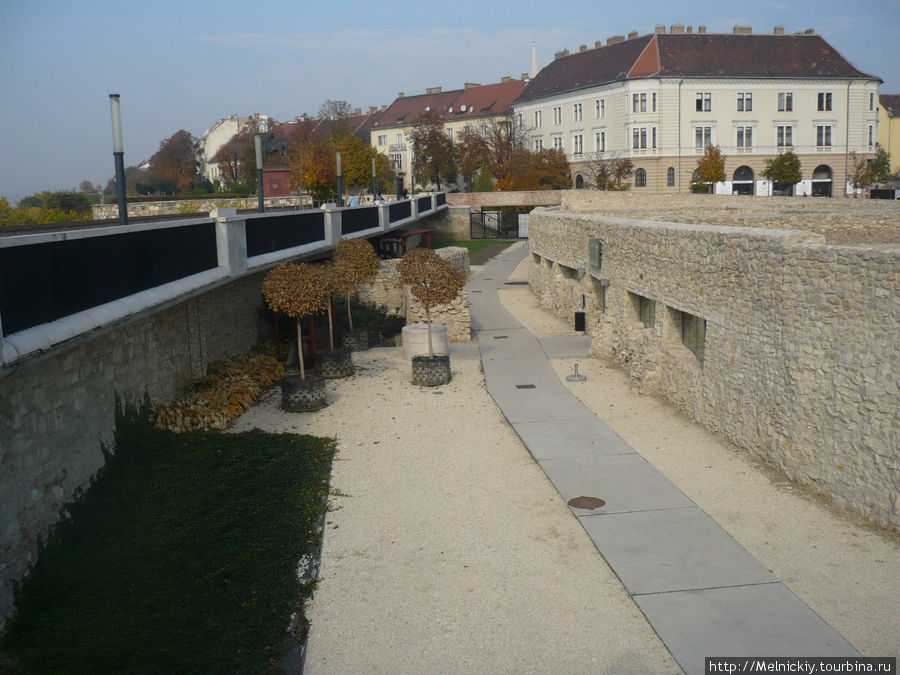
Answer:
[{"xmin": 527, "ymin": 205, "xmax": 898, "ymax": 532}]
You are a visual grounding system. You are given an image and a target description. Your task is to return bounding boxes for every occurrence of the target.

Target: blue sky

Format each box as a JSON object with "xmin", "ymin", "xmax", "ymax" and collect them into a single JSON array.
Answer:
[{"xmin": 1, "ymin": 0, "xmax": 897, "ymax": 203}]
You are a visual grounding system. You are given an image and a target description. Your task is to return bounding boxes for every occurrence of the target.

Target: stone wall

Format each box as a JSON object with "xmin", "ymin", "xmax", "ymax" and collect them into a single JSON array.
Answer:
[
  {"xmin": 356, "ymin": 247, "xmax": 471, "ymax": 342},
  {"xmin": 527, "ymin": 206, "xmax": 899, "ymax": 532},
  {"xmin": 92, "ymin": 196, "xmax": 306, "ymax": 220},
  {"xmin": 0, "ymin": 272, "xmax": 269, "ymax": 621},
  {"xmin": 446, "ymin": 190, "xmax": 563, "ymax": 209}
]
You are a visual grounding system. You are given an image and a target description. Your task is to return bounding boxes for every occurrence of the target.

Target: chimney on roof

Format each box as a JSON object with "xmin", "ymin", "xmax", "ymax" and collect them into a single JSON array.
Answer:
[
  {"xmin": 381, "ymin": 104, "xmax": 387, "ymax": 111},
  {"xmin": 733, "ymin": 25, "xmax": 752, "ymax": 34},
  {"xmin": 501, "ymin": 75, "xmax": 513, "ymax": 83},
  {"xmin": 354, "ymin": 108, "xmax": 361, "ymax": 116},
  {"xmin": 686, "ymin": 25, "xmax": 693, "ymax": 34},
  {"xmin": 627, "ymin": 31, "xmax": 638, "ymax": 40},
  {"xmin": 670, "ymin": 24, "xmax": 684, "ymax": 34},
  {"xmin": 803, "ymin": 28, "xmax": 815, "ymax": 35},
  {"xmin": 554, "ymin": 48, "xmax": 569, "ymax": 59},
  {"xmin": 579, "ymin": 44, "xmax": 588, "ymax": 52},
  {"xmin": 464, "ymin": 82, "xmax": 481, "ymax": 89},
  {"xmin": 521, "ymin": 73, "xmax": 528, "ymax": 80},
  {"xmin": 774, "ymin": 25, "xmax": 785, "ymax": 35},
  {"xmin": 607, "ymin": 35, "xmax": 624, "ymax": 45},
  {"xmin": 369, "ymin": 106, "xmax": 377, "ymax": 114},
  {"xmin": 698, "ymin": 25, "xmax": 707, "ymax": 34},
  {"xmin": 595, "ymin": 40, "xmax": 604, "ymax": 47},
  {"xmin": 655, "ymin": 25, "xmax": 666, "ymax": 33},
  {"xmin": 426, "ymin": 86, "xmax": 442, "ymax": 94},
  {"xmin": 398, "ymin": 92, "xmax": 405, "ymax": 98}
]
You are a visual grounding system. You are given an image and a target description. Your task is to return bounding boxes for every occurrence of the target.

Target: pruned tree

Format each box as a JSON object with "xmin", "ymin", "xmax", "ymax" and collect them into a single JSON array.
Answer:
[
  {"xmin": 397, "ymin": 248, "xmax": 466, "ymax": 357},
  {"xmin": 333, "ymin": 238, "xmax": 379, "ymax": 331},
  {"xmin": 408, "ymin": 111, "xmax": 457, "ymax": 191},
  {"xmin": 694, "ymin": 144, "xmax": 726, "ymax": 194},
  {"xmin": 582, "ymin": 153, "xmax": 634, "ymax": 190},
  {"xmin": 262, "ymin": 263, "xmax": 331, "ymax": 380},
  {"xmin": 847, "ymin": 151, "xmax": 873, "ymax": 197},
  {"xmin": 763, "ymin": 151, "xmax": 802, "ymax": 196}
]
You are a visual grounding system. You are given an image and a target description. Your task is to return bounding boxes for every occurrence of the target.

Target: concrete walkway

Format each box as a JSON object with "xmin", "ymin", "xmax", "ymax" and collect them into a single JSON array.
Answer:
[{"xmin": 468, "ymin": 244, "xmax": 860, "ymax": 674}]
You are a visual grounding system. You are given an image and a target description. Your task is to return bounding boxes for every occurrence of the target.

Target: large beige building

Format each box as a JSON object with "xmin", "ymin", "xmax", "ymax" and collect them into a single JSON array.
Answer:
[{"xmin": 513, "ymin": 25, "xmax": 882, "ymax": 196}]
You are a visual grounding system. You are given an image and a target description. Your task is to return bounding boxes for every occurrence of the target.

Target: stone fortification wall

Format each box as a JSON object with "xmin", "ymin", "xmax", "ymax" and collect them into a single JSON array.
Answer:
[
  {"xmin": 558, "ymin": 191, "xmax": 900, "ymax": 244},
  {"xmin": 357, "ymin": 247, "xmax": 471, "ymax": 342},
  {"xmin": 528, "ymin": 207, "xmax": 898, "ymax": 531},
  {"xmin": 0, "ymin": 273, "xmax": 268, "ymax": 622},
  {"xmin": 446, "ymin": 191, "xmax": 563, "ymax": 209}
]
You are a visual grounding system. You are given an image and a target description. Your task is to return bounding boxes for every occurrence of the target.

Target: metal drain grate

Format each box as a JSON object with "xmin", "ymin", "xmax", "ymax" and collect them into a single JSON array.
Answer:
[
  {"xmin": 493, "ymin": 335, "xmax": 508, "ymax": 339},
  {"xmin": 504, "ymin": 281, "xmax": 528, "ymax": 285},
  {"xmin": 515, "ymin": 384, "xmax": 536, "ymax": 389}
]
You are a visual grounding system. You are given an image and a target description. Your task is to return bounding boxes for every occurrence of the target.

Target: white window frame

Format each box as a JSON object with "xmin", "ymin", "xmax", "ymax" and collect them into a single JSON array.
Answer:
[
  {"xmin": 736, "ymin": 125, "xmax": 753, "ymax": 151},
  {"xmin": 572, "ymin": 133, "xmax": 583, "ymax": 155},
  {"xmin": 696, "ymin": 92, "xmax": 711, "ymax": 112},
  {"xmin": 776, "ymin": 124, "xmax": 793, "ymax": 148},
  {"xmin": 377, "ymin": 134, "xmax": 387, "ymax": 146},
  {"xmin": 551, "ymin": 134, "xmax": 563, "ymax": 151},
  {"xmin": 573, "ymin": 103, "xmax": 583, "ymax": 122},
  {"xmin": 816, "ymin": 124, "xmax": 832, "ymax": 149},
  {"xmin": 778, "ymin": 92, "xmax": 793, "ymax": 112},
  {"xmin": 553, "ymin": 106, "xmax": 562, "ymax": 125},
  {"xmin": 652, "ymin": 92, "xmax": 657, "ymax": 112},
  {"xmin": 595, "ymin": 98, "xmax": 605, "ymax": 119},
  {"xmin": 633, "ymin": 92, "xmax": 647, "ymax": 113},
  {"xmin": 868, "ymin": 124, "xmax": 875, "ymax": 149},
  {"xmin": 869, "ymin": 93, "xmax": 875, "ymax": 112},
  {"xmin": 737, "ymin": 93, "xmax": 753, "ymax": 112},
  {"xmin": 594, "ymin": 129, "xmax": 606, "ymax": 153},
  {"xmin": 817, "ymin": 92, "xmax": 833, "ymax": 112},
  {"xmin": 534, "ymin": 137, "xmax": 544, "ymax": 151},
  {"xmin": 534, "ymin": 110, "xmax": 542, "ymax": 128},
  {"xmin": 694, "ymin": 125, "xmax": 712, "ymax": 150}
]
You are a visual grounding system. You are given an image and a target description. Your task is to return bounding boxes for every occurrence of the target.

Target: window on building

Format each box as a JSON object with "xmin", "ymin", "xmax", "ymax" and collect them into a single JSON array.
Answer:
[
  {"xmin": 396, "ymin": 133, "xmax": 404, "ymax": 146},
  {"xmin": 377, "ymin": 134, "xmax": 387, "ymax": 146},
  {"xmin": 534, "ymin": 110, "xmax": 542, "ymax": 128},
  {"xmin": 868, "ymin": 124, "xmax": 875, "ymax": 149},
  {"xmin": 572, "ymin": 133, "xmax": 583, "ymax": 155},
  {"xmin": 817, "ymin": 92, "xmax": 833, "ymax": 112},
  {"xmin": 776, "ymin": 125, "xmax": 793, "ymax": 148},
  {"xmin": 667, "ymin": 167, "xmax": 675, "ymax": 187},
  {"xmin": 695, "ymin": 126, "xmax": 712, "ymax": 149},
  {"xmin": 553, "ymin": 106, "xmax": 562, "ymax": 125},
  {"xmin": 680, "ymin": 311, "xmax": 706, "ymax": 363},
  {"xmin": 816, "ymin": 125, "xmax": 832, "ymax": 148},
  {"xmin": 737, "ymin": 93, "xmax": 752, "ymax": 111},
  {"xmin": 573, "ymin": 103, "xmax": 583, "ymax": 122},
  {"xmin": 594, "ymin": 130, "xmax": 606, "ymax": 153},
  {"xmin": 629, "ymin": 292, "xmax": 655, "ymax": 328},
  {"xmin": 635, "ymin": 168, "xmax": 647, "ymax": 187},
  {"xmin": 534, "ymin": 138, "xmax": 544, "ymax": 151},
  {"xmin": 696, "ymin": 92, "xmax": 711, "ymax": 112},
  {"xmin": 516, "ymin": 113, "xmax": 523, "ymax": 128},
  {"xmin": 390, "ymin": 153, "xmax": 402, "ymax": 171},
  {"xmin": 552, "ymin": 135, "xmax": 563, "ymax": 151},
  {"xmin": 652, "ymin": 92, "xmax": 657, "ymax": 112},
  {"xmin": 870, "ymin": 93, "xmax": 875, "ymax": 111},
  {"xmin": 633, "ymin": 93, "xmax": 647, "ymax": 113},
  {"xmin": 652, "ymin": 127, "xmax": 657, "ymax": 149},
  {"xmin": 736, "ymin": 126, "xmax": 753, "ymax": 150},
  {"xmin": 446, "ymin": 127, "xmax": 453, "ymax": 142},
  {"xmin": 633, "ymin": 127, "xmax": 648, "ymax": 150},
  {"xmin": 596, "ymin": 98, "xmax": 605, "ymax": 119},
  {"xmin": 778, "ymin": 92, "xmax": 793, "ymax": 112}
]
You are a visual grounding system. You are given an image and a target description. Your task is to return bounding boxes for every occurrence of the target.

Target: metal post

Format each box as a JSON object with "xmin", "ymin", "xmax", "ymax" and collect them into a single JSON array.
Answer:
[
  {"xmin": 255, "ymin": 134, "xmax": 265, "ymax": 212},
  {"xmin": 108, "ymin": 94, "xmax": 128, "ymax": 225},
  {"xmin": 371, "ymin": 156, "xmax": 377, "ymax": 199},
  {"xmin": 336, "ymin": 151, "xmax": 343, "ymax": 207}
]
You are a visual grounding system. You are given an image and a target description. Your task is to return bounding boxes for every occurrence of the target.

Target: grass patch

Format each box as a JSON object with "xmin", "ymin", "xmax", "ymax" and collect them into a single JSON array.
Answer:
[
  {"xmin": 433, "ymin": 239, "xmax": 509, "ymax": 254},
  {"xmin": 1, "ymin": 398, "xmax": 335, "ymax": 672}
]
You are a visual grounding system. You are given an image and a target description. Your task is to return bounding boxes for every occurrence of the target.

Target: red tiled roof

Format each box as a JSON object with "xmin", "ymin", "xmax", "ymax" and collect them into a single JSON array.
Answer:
[
  {"xmin": 516, "ymin": 32, "xmax": 879, "ymax": 104},
  {"xmin": 880, "ymin": 94, "xmax": 900, "ymax": 117},
  {"xmin": 375, "ymin": 79, "xmax": 526, "ymax": 129}
]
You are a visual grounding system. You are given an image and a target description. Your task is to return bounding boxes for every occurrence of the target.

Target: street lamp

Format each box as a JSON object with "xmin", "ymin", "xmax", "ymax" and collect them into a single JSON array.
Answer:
[
  {"xmin": 108, "ymin": 94, "xmax": 127, "ymax": 225},
  {"xmin": 336, "ymin": 151, "xmax": 343, "ymax": 207},
  {"xmin": 254, "ymin": 134, "xmax": 264, "ymax": 212},
  {"xmin": 371, "ymin": 156, "xmax": 378, "ymax": 199}
]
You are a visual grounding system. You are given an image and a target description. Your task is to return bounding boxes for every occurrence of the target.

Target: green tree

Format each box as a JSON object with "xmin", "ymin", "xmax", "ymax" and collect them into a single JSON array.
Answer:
[
  {"xmin": 693, "ymin": 144, "xmax": 726, "ymax": 194},
  {"xmin": 763, "ymin": 151, "xmax": 802, "ymax": 196},
  {"xmin": 847, "ymin": 151, "xmax": 872, "ymax": 197},
  {"xmin": 408, "ymin": 111, "xmax": 457, "ymax": 190},
  {"xmin": 869, "ymin": 146, "xmax": 892, "ymax": 183}
]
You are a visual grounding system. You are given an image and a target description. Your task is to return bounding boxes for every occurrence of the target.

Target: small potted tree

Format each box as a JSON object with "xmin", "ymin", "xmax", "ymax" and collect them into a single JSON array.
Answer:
[
  {"xmin": 262, "ymin": 263, "xmax": 331, "ymax": 411},
  {"xmin": 314, "ymin": 262, "xmax": 354, "ymax": 379},
  {"xmin": 333, "ymin": 238, "xmax": 380, "ymax": 351},
  {"xmin": 397, "ymin": 247, "xmax": 466, "ymax": 386}
]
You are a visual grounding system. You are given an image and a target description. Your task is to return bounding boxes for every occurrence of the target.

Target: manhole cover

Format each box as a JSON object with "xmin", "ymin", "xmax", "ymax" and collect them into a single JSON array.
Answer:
[{"xmin": 567, "ymin": 496, "xmax": 606, "ymax": 510}]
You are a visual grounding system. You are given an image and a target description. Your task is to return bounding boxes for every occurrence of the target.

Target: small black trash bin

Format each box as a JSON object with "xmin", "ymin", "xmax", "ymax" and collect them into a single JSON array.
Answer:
[{"xmin": 574, "ymin": 311, "xmax": 586, "ymax": 332}]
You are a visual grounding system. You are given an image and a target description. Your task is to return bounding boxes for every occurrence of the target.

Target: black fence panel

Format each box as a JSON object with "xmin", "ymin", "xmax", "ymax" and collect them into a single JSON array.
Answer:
[
  {"xmin": 246, "ymin": 211, "xmax": 325, "ymax": 257},
  {"xmin": 0, "ymin": 222, "xmax": 217, "ymax": 335},
  {"xmin": 417, "ymin": 196, "xmax": 431, "ymax": 213},
  {"xmin": 389, "ymin": 201, "xmax": 411, "ymax": 222},
  {"xmin": 436, "ymin": 193, "xmax": 446, "ymax": 207},
  {"xmin": 341, "ymin": 207, "xmax": 379, "ymax": 235}
]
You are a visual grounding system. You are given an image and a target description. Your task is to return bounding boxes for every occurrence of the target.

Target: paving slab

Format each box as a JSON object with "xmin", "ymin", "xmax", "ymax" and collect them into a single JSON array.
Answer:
[
  {"xmin": 512, "ymin": 418, "xmax": 635, "ymax": 461},
  {"xmin": 578, "ymin": 507, "xmax": 776, "ymax": 594},
  {"xmin": 539, "ymin": 453, "xmax": 696, "ymax": 514},
  {"xmin": 537, "ymin": 335, "xmax": 592, "ymax": 357},
  {"xmin": 634, "ymin": 583, "xmax": 860, "ymax": 674}
]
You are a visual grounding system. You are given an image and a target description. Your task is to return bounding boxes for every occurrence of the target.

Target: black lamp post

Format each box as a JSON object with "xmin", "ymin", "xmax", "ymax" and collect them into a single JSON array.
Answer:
[
  {"xmin": 396, "ymin": 172, "xmax": 404, "ymax": 200},
  {"xmin": 108, "ymin": 94, "xmax": 127, "ymax": 225},
  {"xmin": 254, "ymin": 134, "xmax": 265, "ymax": 212},
  {"xmin": 336, "ymin": 151, "xmax": 343, "ymax": 207},
  {"xmin": 371, "ymin": 156, "xmax": 378, "ymax": 199}
]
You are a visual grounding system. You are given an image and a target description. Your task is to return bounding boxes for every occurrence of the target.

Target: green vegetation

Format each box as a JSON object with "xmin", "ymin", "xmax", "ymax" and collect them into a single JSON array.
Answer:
[
  {"xmin": 1, "ymin": 398, "xmax": 335, "ymax": 672},
  {"xmin": 1, "ymin": 191, "xmax": 95, "ymax": 227}
]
